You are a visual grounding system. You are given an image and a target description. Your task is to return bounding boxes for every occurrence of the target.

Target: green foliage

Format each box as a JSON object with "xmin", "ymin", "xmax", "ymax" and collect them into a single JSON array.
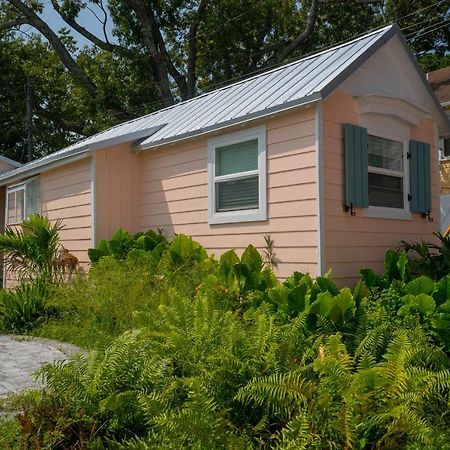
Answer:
[
  {"xmin": 401, "ymin": 233, "xmax": 450, "ymax": 280},
  {"xmin": 5, "ymin": 228, "xmax": 450, "ymax": 448},
  {"xmin": 0, "ymin": 280, "xmax": 51, "ymax": 333},
  {"xmin": 0, "ymin": 214, "xmax": 65, "ymax": 283},
  {"xmin": 88, "ymin": 228, "xmax": 167, "ymax": 263}
]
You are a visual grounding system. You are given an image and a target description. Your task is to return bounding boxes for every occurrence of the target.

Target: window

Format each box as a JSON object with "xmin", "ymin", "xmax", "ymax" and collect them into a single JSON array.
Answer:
[
  {"xmin": 6, "ymin": 177, "xmax": 40, "ymax": 225},
  {"xmin": 367, "ymin": 135, "xmax": 406, "ymax": 210},
  {"xmin": 208, "ymin": 126, "xmax": 266, "ymax": 224}
]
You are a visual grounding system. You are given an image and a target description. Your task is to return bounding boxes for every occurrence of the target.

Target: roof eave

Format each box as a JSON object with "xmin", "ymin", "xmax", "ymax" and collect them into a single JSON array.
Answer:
[{"xmin": 135, "ymin": 92, "xmax": 323, "ymax": 152}]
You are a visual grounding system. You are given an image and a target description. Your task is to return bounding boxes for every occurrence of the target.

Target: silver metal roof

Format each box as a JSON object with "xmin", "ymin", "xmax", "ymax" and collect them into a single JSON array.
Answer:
[{"xmin": 1, "ymin": 24, "xmax": 447, "ymax": 184}]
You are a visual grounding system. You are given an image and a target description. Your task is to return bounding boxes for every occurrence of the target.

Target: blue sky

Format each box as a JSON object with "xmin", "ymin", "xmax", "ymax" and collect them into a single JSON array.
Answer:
[{"xmin": 38, "ymin": 1, "xmax": 115, "ymax": 48}]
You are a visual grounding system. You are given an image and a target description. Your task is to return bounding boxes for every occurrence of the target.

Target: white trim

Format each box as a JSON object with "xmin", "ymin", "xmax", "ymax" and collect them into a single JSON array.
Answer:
[
  {"xmin": 90, "ymin": 155, "xmax": 97, "ymax": 248},
  {"xmin": 363, "ymin": 134, "xmax": 411, "ymax": 220},
  {"xmin": 5, "ymin": 176, "xmax": 41, "ymax": 225},
  {"xmin": 315, "ymin": 103, "xmax": 325, "ymax": 275},
  {"xmin": 356, "ymin": 94, "xmax": 429, "ymax": 126},
  {"xmin": 207, "ymin": 125, "xmax": 267, "ymax": 225}
]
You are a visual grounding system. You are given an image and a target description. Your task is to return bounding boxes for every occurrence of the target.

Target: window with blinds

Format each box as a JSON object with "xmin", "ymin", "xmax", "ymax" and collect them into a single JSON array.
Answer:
[
  {"xmin": 368, "ymin": 135, "xmax": 405, "ymax": 209},
  {"xmin": 6, "ymin": 177, "xmax": 41, "ymax": 225},
  {"xmin": 215, "ymin": 139, "xmax": 259, "ymax": 212},
  {"xmin": 208, "ymin": 126, "xmax": 267, "ymax": 224}
]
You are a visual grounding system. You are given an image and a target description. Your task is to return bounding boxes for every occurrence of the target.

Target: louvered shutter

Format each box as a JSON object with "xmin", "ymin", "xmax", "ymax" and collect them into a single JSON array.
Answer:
[
  {"xmin": 409, "ymin": 140, "xmax": 431, "ymax": 214},
  {"xmin": 345, "ymin": 124, "xmax": 369, "ymax": 208}
]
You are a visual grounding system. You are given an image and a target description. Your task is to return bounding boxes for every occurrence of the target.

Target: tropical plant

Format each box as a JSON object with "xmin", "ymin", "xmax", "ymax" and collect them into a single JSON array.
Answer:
[
  {"xmin": 401, "ymin": 232, "xmax": 450, "ymax": 280},
  {"xmin": 88, "ymin": 228, "xmax": 168, "ymax": 263},
  {"xmin": 0, "ymin": 214, "xmax": 66, "ymax": 283},
  {"xmin": 0, "ymin": 280, "xmax": 52, "ymax": 333}
]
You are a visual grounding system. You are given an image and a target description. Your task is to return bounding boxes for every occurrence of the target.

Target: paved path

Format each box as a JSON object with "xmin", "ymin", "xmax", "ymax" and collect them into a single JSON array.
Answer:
[{"xmin": 0, "ymin": 335, "xmax": 81, "ymax": 397}]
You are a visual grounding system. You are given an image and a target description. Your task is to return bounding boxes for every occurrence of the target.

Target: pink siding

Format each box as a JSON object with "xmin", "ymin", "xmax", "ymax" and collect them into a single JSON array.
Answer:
[
  {"xmin": 41, "ymin": 158, "xmax": 93, "ymax": 268},
  {"xmin": 95, "ymin": 144, "xmax": 140, "ymax": 240},
  {"xmin": 323, "ymin": 91, "xmax": 439, "ymax": 286},
  {"xmin": 138, "ymin": 108, "xmax": 319, "ymax": 279}
]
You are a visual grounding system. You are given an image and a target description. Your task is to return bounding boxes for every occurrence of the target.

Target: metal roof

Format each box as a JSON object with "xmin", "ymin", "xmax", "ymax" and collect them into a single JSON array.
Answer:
[{"xmin": 1, "ymin": 23, "xmax": 447, "ymax": 184}]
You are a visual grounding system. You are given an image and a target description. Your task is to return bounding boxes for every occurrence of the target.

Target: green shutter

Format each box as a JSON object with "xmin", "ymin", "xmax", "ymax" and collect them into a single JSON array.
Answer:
[
  {"xmin": 345, "ymin": 124, "xmax": 369, "ymax": 208},
  {"xmin": 409, "ymin": 140, "xmax": 431, "ymax": 214}
]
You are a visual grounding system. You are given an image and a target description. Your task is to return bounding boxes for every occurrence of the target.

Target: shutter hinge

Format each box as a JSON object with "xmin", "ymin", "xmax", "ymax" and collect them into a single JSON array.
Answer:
[
  {"xmin": 407, "ymin": 152, "xmax": 411, "ymax": 159},
  {"xmin": 408, "ymin": 194, "xmax": 412, "ymax": 202}
]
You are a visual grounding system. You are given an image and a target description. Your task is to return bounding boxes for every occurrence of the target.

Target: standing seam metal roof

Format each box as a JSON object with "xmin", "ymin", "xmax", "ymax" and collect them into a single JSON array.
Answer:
[{"xmin": 2, "ymin": 23, "xmax": 447, "ymax": 184}]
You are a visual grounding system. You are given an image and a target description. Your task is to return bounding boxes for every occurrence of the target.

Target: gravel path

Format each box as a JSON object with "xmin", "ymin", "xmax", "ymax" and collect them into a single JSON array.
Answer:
[{"xmin": 0, "ymin": 335, "xmax": 81, "ymax": 397}]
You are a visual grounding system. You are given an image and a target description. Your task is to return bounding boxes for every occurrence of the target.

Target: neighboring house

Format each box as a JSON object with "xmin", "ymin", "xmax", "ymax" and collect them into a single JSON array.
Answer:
[
  {"xmin": 1, "ymin": 24, "xmax": 449, "ymax": 287},
  {"xmin": 428, "ymin": 66, "xmax": 450, "ymax": 232}
]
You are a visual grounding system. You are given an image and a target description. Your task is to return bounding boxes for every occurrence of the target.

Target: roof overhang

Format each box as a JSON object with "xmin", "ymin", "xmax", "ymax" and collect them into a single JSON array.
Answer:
[
  {"xmin": 0, "ymin": 124, "xmax": 165, "ymax": 186},
  {"xmin": 134, "ymin": 93, "xmax": 322, "ymax": 152}
]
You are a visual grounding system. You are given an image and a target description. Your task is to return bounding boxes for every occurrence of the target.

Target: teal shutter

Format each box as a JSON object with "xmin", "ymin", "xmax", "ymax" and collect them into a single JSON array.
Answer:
[
  {"xmin": 345, "ymin": 124, "xmax": 369, "ymax": 208},
  {"xmin": 409, "ymin": 140, "xmax": 431, "ymax": 214}
]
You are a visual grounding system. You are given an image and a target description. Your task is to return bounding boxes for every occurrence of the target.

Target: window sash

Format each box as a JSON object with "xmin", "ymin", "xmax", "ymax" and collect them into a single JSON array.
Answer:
[
  {"xmin": 367, "ymin": 134, "xmax": 406, "ymax": 211},
  {"xmin": 208, "ymin": 126, "xmax": 266, "ymax": 224},
  {"xmin": 6, "ymin": 177, "xmax": 40, "ymax": 225}
]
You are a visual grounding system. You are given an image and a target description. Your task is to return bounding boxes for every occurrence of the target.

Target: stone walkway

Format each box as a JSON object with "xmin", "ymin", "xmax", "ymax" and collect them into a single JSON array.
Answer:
[{"xmin": 0, "ymin": 335, "xmax": 81, "ymax": 397}]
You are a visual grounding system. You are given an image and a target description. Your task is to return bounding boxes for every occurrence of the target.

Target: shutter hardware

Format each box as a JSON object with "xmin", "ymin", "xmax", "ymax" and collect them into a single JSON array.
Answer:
[
  {"xmin": 344, "ymin": 203, "xmax": 357, "ymax": 216},
  {"xmin": 421, "ymin": 211, "xmax": 433, "ymax": 222}
]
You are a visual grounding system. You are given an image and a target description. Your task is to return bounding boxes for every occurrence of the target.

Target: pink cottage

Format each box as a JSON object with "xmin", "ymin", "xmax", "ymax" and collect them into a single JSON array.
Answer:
[{"xmin": 1, "ymin": 25, "xmax": 449, "ymax": 286}]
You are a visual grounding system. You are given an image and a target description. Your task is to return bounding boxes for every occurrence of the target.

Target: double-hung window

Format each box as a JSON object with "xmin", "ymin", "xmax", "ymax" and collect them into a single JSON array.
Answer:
[
  {"xmin": 6, "ymin": 177, "xmax": 40, "ymax": 225},
  {"xmin": 367, "ymin": 135, "xmax": 406, "ymax": 210},
  {"xmin": 208, "ymin": 126, "xmax": 267, "ymax": 224}
]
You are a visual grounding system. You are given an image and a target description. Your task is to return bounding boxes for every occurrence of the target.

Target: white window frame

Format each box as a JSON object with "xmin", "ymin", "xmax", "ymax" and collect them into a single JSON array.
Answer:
[
  {"xmin": 5, "ymin": 176, "xmax": 41, "ymax": 225},
  {"xmin": 207, "ymin": 125, "xmax": 267, "ymax": 224},
  {"xmin": 364, "ymin": 132, "xmax": 411, "ymax": 220}
]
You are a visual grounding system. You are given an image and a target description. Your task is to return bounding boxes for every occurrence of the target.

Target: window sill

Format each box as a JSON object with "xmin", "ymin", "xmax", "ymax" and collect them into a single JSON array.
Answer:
[
  {"xmin": 208, "ymin": 209, "xmax": 267, "ymax": 225},
  {"xmin": 363, "ymin": 206, "xmax": 411, "ymax": 220}
]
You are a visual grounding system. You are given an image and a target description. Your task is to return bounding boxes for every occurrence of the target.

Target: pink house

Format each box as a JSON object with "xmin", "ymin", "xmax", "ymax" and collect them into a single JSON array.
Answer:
[{"xmin": 1, "ymin": 25, "xmax": 449, "ymax": 286}]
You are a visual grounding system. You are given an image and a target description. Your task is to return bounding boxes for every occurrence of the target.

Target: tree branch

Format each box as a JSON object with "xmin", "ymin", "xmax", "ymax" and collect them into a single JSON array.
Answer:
[
  {"xmin": 127, "ymin": 0, "xmax": 174, "ymax": 106},
  {"xmin": 50, "ymin": 0, "xmax": 122, "ymax": 52},
  {"xmin": 273, "ymin": 0, "xmax": 320, "ymax": 64},
  {"xmin": 186, "ymin": 0, "xmax": 209, "ymax": 98},
  {"xmin": 0, "ymin": 17, "xmax": 27, "ymax": 31},
  {"xmin": 7, "ymin": 0, "xmax": 98, "ymax": 97}
]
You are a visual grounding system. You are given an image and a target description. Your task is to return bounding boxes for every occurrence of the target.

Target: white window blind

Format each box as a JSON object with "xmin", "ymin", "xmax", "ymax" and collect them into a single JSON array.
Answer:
[
  {"xmin": 208, "ymin": 126, "xmax": 267, "ymax": 224},
  {"xmin": 368, "ymin": 135, "xmax": 405, "ymax": 210}
]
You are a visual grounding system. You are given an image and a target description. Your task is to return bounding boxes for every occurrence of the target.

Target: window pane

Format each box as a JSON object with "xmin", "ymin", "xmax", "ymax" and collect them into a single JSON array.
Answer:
[
  {"xmin": 25, "ymin": 178, "xmax": 40, "ymax": 217},
  {"xmin": 216, "ymin": 139, "xmax": 258, "ymax": 176},
  {"xmin": 216, "ymin": 176, "xmax": 258, "ymax": 212},
  {"xmin": 7, "ymin": 192, "xmax": 15, "ymax": 224},
  {"xmin": 15, "ymin": 190, "xmax": 24, "ymax": 223},
  {"xmin": 368, "ymin": 135, "xmax": 403, "ymax": 171},
  {"xmin": 369, "ymin": 172, "xmax": 404, "ymax": 208}
]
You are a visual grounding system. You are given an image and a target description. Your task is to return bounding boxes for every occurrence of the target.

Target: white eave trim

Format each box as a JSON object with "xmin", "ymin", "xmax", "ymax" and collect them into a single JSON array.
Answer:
[{"xmin": 356, "ymin": 94, "xmax": 430, "ymax": 127}]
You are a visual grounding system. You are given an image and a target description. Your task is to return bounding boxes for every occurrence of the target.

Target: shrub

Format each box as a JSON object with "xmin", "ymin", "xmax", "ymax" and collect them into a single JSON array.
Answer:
[
  {"xmin": 0, "ymin": 214, "xmax": 68, "ymax": 284},
  {"xmin": 0, "ymin": 280, "xmax": 52, "ymax": 333}
]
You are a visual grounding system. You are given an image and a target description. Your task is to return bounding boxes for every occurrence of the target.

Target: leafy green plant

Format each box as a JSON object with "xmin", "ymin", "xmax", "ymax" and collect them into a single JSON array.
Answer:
[
  {"xmin": 0, "ymin": 280, "xmax": 52, "ymax": 333},
  {"xmin": 401, "ymin": 232, "xmax": 450, "ymax": 280},
  {"xmin": 0, "ymin": 214, "xmax": 65, "ymax": 283},
  {"xmin": 88, "ymin": 228, "xmax": 168, "ymax": 263}
]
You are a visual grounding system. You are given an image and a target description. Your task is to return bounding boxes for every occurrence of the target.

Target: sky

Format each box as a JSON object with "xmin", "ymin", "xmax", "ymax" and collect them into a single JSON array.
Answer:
[{"xmin": 38, "ymin": 0, "xmax": 115, "ymax": 48}]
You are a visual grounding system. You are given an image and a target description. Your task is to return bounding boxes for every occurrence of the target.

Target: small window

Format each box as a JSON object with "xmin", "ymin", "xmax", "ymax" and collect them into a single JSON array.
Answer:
[
  {"xmin": 6, "ymin": 177, "xmax": 40, "ymax": 225},
  {"xmin": 208, "ymin": 126, "xmax": 266, "ymax": 224},
  {"xmin": 367, "ymin": 135, "xmax": 406, "ymax": 210}
]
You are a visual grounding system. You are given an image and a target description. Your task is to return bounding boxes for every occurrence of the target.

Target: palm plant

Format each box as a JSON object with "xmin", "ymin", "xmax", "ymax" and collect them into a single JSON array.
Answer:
[{"xmin": 0, "ymin": 214, "xmax": 64, "ymax": 283}]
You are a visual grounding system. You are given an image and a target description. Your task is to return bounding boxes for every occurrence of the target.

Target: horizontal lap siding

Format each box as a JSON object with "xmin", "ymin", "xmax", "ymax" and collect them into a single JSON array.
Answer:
[
  {"xmin": 323, "ymin": 91, "xmax": 439, "ymax": 285},
  {"xmin": 41, "ymin": 158, "xmax": 93, "ymax": 268},
  {"xmin": 139, "ymin": 108, "xmax": 319, "ymax": 278},
  {"xmin": 95, "ymin": 144, "xmax": 140, "ymax": 240}
]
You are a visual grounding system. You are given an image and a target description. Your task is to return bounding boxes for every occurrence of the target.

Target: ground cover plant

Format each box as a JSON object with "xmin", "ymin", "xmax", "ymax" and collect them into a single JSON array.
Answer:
[{"xmin": 1, "ymin": 221, "xmax": 450, "ymax": 449}]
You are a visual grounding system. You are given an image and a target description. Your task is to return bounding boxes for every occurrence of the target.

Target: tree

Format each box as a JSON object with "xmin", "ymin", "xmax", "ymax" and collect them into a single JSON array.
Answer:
[{"xmin": 0, "ymin": 1, "xmax": 448, "ymax": 161}]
